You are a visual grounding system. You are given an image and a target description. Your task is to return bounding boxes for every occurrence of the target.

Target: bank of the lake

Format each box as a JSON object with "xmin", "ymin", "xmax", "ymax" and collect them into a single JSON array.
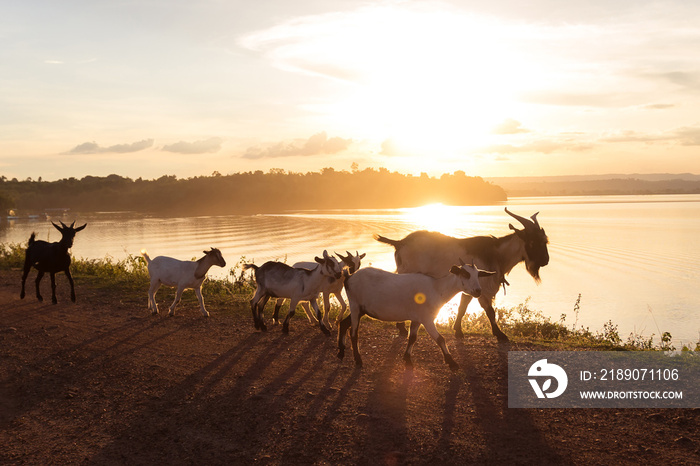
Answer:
[{"xmin": 2, "ymin": 194, "xmax": 699, "ymax": 345}]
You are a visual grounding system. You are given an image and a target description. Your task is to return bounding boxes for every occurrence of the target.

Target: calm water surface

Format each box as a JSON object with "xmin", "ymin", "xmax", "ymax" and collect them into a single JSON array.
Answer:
[{"xmin": 3, "ymin": 195, "xmax": 699, "ymax": 345}]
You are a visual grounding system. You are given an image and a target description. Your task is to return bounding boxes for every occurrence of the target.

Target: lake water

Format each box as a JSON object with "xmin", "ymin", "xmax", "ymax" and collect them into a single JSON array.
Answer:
[{"xmin": 2, "ymin": 194, "xmax": 699, "ymax": 346}]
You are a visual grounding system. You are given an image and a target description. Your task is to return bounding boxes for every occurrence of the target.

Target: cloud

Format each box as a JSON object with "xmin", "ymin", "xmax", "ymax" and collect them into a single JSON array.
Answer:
[
  {"xmin": 483, "ymin": 140, "xmax": 593, "ymax": 155},
  {"xmin": 492, "ymin": 119, "xmax": 531, "ymax": 135},
  {"xmin": 242, "ymin": 132, "xmax": 352, "ymax": 159},
  {"xmin": 380, "ymin": 139, "xmax": 400, "ymax": 156},
  {"xmin": 673, "ymin": 126, "xmax": 700, "ymax": 145},
  {"xmin": 641, "ymin": 103, "xmax": 675, "ymax": 110},
  {"xmin": 600, "ymin": 126, "xmax": 700, "ymax": 145},
  {"xmin": 520, "ymin": 91, "xmax": 626, "ymax": 108},
  {"xmin": 64, "ymin": 139, "xmax": 154, "ymax": 154},
  {"xmin": 658, "ymin": 71, "xmax": 700, "ymax": 91},
  {"xmin": 162, "ymin": 137, "xmax": 224, "ymax": 154}
]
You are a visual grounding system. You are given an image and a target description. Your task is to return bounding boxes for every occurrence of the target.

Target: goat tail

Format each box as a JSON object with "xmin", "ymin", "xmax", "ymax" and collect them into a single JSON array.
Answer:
[
  {"xmin": 140, "ymin": 249, "xmax": 151, "ymax": 264},
  {"xmin": 241, "ymin": 263, "xmax": 258, "ymax": 272},
  {"xmin": 28, "ymin": 232, "xmax": 36, "ymax": 246},
  {"xmin": 374, "ymin": 234, "xmax": 401, "ymax": 248}
]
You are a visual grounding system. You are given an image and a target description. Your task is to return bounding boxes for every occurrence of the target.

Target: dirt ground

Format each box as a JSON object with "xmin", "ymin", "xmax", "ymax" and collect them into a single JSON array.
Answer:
[{"xmin": 1, "ymin": 269, "xmax": 698, "ymax": 465}]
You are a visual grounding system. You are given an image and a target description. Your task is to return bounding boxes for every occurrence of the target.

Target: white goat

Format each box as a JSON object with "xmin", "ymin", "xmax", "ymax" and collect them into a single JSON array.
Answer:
[
  {"xmin": 272, "ymin": 250, "xmax": 366, "ymax": 328},
  {"xmin": 141, "ymin": 248, "xmax": 226, "ymax": 317},
  {"xmin": 338, "ymin": 260, "xmax": 495, "ymax": 370},
  {"xmin": 243, "ymin": 250, "xmax": 343, "ymax": 335}
]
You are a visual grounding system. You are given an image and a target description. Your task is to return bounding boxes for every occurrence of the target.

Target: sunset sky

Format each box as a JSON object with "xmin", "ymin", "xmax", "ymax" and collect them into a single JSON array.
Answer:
[{"xmin": 2, "ymin": 0, "xmax": 700, "ymax": 181}]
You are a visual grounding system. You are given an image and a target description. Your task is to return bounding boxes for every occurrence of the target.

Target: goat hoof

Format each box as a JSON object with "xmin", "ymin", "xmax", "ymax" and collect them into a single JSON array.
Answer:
[
  {"xmin": 447, "ymin": 360, "xmax": 460, "ymax": 372},
  {"xmin": 337, "ymin": 348, "xmax": 345, "ymax": 360},
  {"xmin": 320, "ymin": 326, "xmax": 331, "ymax": 336},
  {"xmin": 403, "ymin": 354, "xmax": 413, "ymax": 367},
  {"xmin": 52, "ymin": 298, "xmax": 58, "ymax": 305},
  {"xmin": 354, "ymin": 358, "xmax": 363, "ymax": 368},
  {"xmin": 260, "ymin": 323, "xmax": 267, "ymax": 332},
  {"xmin": 37, "ymin": 295, "xmax": 43, "ymax": 302},
  {"xmin": 282, "ymin": 324, "xmax": 289, "ymax": 334},
  {"xmin": 454, "ymin": 329, "xmax": 465, "ymax": 339},
  {"xmin": 20, "ymin": 292, "xmax": 25, "ymax": 299}
]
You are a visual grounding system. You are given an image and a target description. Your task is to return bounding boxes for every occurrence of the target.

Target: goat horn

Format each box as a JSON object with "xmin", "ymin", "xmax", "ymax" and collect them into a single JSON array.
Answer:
[
  {"xmin": 505, "ymin": 207, "xmax": 535, "ymax": 229},
  {"xmin": 70, "ymin": 221, "xmax": 76, "ymax": 228},
  {"xmin": 531, "ymin": 212, "xmax": 541, "ymax": 228}
]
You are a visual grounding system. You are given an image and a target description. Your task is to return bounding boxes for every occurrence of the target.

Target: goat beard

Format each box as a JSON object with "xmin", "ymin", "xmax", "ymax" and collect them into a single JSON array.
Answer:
[{"xmin": 525, "ymin": 260, "xmax": 542, "ymax": 284}]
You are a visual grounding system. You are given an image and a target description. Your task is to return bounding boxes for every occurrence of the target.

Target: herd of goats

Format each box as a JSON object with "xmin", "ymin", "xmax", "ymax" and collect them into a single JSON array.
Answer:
[{"xmin": 18, "ymin": 208, "xmax": 549, "ymax": 370}]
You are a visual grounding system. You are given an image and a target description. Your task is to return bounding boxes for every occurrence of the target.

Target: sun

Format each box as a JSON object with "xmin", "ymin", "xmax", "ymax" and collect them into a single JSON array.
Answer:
[{"xmin": 311, "ymin": 7, "xmax": 535, "ymax": 156}]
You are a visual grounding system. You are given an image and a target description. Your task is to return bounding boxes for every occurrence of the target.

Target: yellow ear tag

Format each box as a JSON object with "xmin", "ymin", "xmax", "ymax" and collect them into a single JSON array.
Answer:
[{"xmin": 414, "ymin": 292, "xmax": 426, "ymax": 304}]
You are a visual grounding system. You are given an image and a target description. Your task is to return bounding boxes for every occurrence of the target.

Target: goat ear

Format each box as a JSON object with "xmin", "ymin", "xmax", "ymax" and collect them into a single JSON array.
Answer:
[
  {"xmin": 359, "ymin": 253, "xmax": 366, "ymax": 259},
  {"xmin": 478, "ymin": 270, "xmax": 497, "ymax": 277},
  {"xmin": 74, "ymin": 223, "xmax": 87, "ymax": 232},
  {"xmin": 449, "ymin": 265, "xmax": 462, "ymax": 276},
  {"xmin": 315, "ymin": 256, "xmax": 324, "ymax": 264}
]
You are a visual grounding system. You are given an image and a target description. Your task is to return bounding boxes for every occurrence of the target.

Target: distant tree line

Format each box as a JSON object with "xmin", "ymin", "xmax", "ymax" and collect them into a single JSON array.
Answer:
[{"xmin": 0, "ymin": 168, "xmax": 507, "ymax": 216}]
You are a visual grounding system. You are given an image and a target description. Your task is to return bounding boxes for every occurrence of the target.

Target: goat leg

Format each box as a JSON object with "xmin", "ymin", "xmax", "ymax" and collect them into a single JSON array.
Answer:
[
  {"xmin": 194, "ymin": 287, "xmax": 209, "ymax": 317},
  {"xmin": 403, "ymin": 321, "xmax": 421, "ymax": 367},
  {"xmin": 20, "ymin": 261, "xmax": 31, "ymax": 299},
  {"xmin": 168, "ymin": 287, "xmax": 184, "ymax": 316},
  {"xmin": 272, "ymin": 298, "xmax": 284, "ymax": 325},
  {"xmin": 395, "ymin": 322, "xmax": 409, "ymax": 338},
  {"xmin": 65, "ymin": 269, "xmax": 76, "ymax": 303},
  {"xmin": 282, "ymin": 299, "xmax": 298, "ymax": 334},
  {"xmin": 453, "ymin": 293, "xmax": 474, "ymax": 339},
  {"xmin": 35, "ymin": 270, "xmax": 44, "ymax": 302},
  {"xmin": 479, "ymin": 296, "xmax": 509, "ymax": 342},
  {"xmin": 337, "ymin": 315, "xmax": 352, "ymax": 360},
  {"xmin": 50, "ymin": 272, "xmax": 58, "ymax": 304},
  {"xmin": 310, "ymin": 300, "xmax": 330, "ymax": 336}
]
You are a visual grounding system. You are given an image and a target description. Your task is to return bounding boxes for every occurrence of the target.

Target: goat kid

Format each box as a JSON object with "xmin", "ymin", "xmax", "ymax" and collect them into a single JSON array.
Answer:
[
  {"xmin": 375, "ymin": 207, "xmax": 549, "ymax": 342},
  {"xmin": 20, "ymin": 221, "xmax": 87, "ymax": 304},
  {"xmin": 142, "ymin": 248, "xmax": 226, "ymax": 317},
  {"xmin": 243, "ymin": 250, "xmax": 342, "ymax": 335},
  {"xmin": 338, "ymin": 260, "xmax": 495, "ymax": 370},
  {"xmin": 272, "ymin": 250, "xmax": 366, "ymax": 329}
]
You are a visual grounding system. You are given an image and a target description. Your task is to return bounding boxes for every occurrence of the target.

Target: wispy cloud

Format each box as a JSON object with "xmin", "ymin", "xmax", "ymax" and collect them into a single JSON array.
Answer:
[
  {"xmin": 492, "ymin": 119, "xmax": 531, "ymax": 135},
  {"xmin": 63, "ymin": 139, "xmax": 154, "ymax": 154},
  {"xmin": 601, "ymin": 125, "xmax": 700, "ymax": 145},
  {"xmin": 162, "ymin": 137, "xmax": 224, "ymax": 154},
  {"xmin": 483, "ymin": 140, "xmax": 593, "ymax": 155},
  {"xmin": 242, "ymin": 132, "xmax": 352, "ymax": 159},
  {"xmin": 641, "ymin": 103, "xmax": 675, "ymax": 110}
]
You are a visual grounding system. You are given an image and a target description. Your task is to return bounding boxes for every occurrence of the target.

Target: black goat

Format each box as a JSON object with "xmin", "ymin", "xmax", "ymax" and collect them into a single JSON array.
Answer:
[{"xmin": 20, "ymin": 221, "xmax": 87, "ymax": 304}]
